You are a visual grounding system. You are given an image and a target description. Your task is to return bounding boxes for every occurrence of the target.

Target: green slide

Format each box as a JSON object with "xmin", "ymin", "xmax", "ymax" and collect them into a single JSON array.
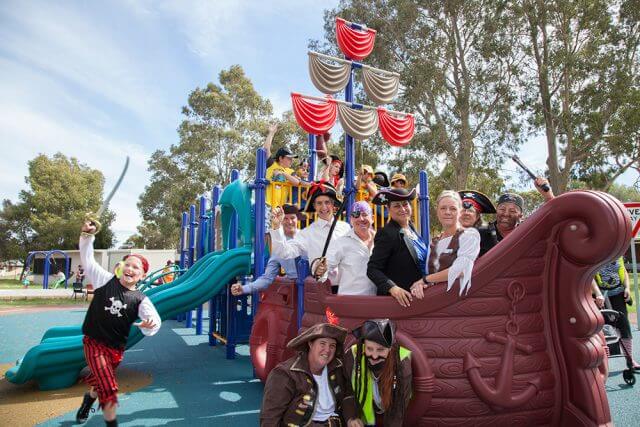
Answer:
[{"xmin": 5, "ymin": 246, "xmax": 252, "ymax": 390}]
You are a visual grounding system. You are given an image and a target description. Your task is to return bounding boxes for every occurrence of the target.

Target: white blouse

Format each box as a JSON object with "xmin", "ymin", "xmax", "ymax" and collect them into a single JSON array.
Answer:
[{"xmin": 432, "ymin": 227, "xmax": 480, "ymax": 295}]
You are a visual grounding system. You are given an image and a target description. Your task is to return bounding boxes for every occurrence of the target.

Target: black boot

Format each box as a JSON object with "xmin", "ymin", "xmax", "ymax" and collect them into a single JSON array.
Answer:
[
  {"xmin": 75, "ymin": 392, "xmax": 96, "ymax": 424},
  {"xmin": 105, "ymin": 419, "xmax": 118, "ymax": 427}
]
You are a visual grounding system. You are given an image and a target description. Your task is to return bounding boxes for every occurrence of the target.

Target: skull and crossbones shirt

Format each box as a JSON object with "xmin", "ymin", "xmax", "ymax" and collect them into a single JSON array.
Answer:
[
  {"xmin": 80, "ymin": 235, "xmax": 161, "ymax": 349},
  {"xmin": 82, "ymin": 275, "xmax": 146, "ymax": 349}
]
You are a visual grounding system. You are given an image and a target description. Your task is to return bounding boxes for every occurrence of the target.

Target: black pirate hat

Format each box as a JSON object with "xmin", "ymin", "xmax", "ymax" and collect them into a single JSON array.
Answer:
[
  {"xmin": 371, "ymin": 187, "xmax": 416, "ymax": 206},
  {"xmin": 373, "ymin": 171, "xmax": 390, "ymax": 188},
  {"xmin": 305, "ymin": 181, "xmax": 340, "ymax": 213},
  {"xmin": 352, "ymin": 319, "xmax": 396, "ymax": 348},
  {"xmin": 458, "ymin": 190, "xmax": 496, "ymax": 214}
]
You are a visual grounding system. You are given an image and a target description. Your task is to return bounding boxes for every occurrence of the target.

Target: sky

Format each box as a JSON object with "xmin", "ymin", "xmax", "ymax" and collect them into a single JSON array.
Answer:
[{"xmin": 1, "ymin": 0, "xmax": 638, "ymax": 248}]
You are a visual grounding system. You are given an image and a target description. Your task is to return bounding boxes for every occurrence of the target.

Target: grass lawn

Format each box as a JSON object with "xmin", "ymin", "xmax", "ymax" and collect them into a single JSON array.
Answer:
[
  {"xmin": 0, "ymin": 298, "xmax": 88, "ymax": 308},
  {"xmin": 0, "ymin": 279, "xmax": 25, "ymax": 289}
]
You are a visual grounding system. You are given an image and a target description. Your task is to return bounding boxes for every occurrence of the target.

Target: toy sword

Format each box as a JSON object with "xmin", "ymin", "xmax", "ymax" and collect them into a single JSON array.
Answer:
[
  {"xmin": 511, "ymin": 155, "xmax": 550, "ymax": 192},
  {"xmin": 310, "ymin": 195, "xmax": 349, "ymax": 278},
  {"xmin": 87, "ymin": 156, "xmax": 130, "ymax": 233}
]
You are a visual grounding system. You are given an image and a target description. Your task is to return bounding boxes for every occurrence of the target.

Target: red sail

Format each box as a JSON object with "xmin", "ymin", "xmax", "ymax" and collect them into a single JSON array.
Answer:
[
  {"xmin": 378, "ymin": 108, "xmax": 415, "ymax": 147},
  {"xmin": 291, "ymin": 93, "xmax": 337, "ymax": 134},
  {"xmin": 336, "ymin": 17, "xmax": 376, "ymax": 60}
]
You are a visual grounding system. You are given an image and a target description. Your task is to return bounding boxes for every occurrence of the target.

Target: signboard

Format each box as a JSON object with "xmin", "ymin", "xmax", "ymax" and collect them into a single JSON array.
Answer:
[{"xmin": 624, "ymin": 202, "xmax": 640, "ymax": 238}]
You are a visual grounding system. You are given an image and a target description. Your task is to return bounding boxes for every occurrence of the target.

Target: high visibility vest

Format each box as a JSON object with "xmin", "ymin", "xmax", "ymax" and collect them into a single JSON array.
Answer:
[
  {"xmin": 595, "ymin": 257, "xmax": 625, "ymax": 290},
  {"xmin": 350, "ymin": 344, "xmax": 411, "ymax": 426}
]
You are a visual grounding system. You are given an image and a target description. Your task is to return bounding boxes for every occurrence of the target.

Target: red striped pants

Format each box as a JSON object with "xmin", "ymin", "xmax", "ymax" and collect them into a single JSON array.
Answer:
[{"xmin": 82, "ymin": 336, "xmax": 124, "ymax": 408}]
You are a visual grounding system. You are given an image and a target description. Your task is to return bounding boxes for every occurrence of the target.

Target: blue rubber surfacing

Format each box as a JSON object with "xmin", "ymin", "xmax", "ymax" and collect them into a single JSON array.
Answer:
[{"xmin": 1, "ymin": 308, "xmax": 639, "ymax": 426}]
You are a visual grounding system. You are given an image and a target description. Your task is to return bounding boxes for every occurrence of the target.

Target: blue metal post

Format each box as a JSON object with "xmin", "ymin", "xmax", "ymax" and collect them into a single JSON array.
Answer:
[
  {"xmin": 344, "ymin": 67, "xmax": 356, "ymax": 221},
  {"xmin": 418, "ymin": 171, "xmax": 430, "ymax": 244},
  {"xmin": 295, "ymin": 259, "xmax": 309, "ymax": 330},
  {"xmin": 177, "ymin": 212, "xmax": 188, "ymax": 322},
  {"xmin": 308, "ymin": 134, "xmax": 316, "ymax": 179},
  {"xmin": 254, "ymin": 149, "xmax": 267, "ymax": 279},
  {"xmin": 185, "ymin": 204, "xmax": 197, "ymax": 328},
  {"xmin": 43, "ymin": 257, "xmax": 50, "ymax": 289},
  {"xmin": 195, "ymin": 196, "xmax": 207, "ymax": 335},
  {"xmin": 209, "ymin": 185, "xmax": 221, "ymax": 346},
  {"xmin": 226, "ymin": 169, "xmax": 239, "ymax": 359}
]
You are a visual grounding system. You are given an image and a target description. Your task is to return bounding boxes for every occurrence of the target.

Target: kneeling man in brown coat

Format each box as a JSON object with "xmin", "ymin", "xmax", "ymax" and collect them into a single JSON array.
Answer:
[{"xmin": 260, "ymin": 322, "xmax": 363, "ymax": 427}]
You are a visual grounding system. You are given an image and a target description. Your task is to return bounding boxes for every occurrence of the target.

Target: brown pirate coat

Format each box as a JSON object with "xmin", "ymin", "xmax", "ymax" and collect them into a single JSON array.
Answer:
[{"xmin": 260, "ymin": 352, "xmax": 357, "ymax": 426}]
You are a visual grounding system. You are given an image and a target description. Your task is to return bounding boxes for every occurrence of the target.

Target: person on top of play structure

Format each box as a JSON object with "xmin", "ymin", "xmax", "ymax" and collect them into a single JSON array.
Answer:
[
  {"xmin": 591, "ymin": 256, "xmax": 640, "ymax": 370},
  {"xmin": 481, "ymin": 177, "xmax": 554, "ymax": 254},
  {"xmin": 266, "ymin": 146, "xmax": 302, "ymax": 208},
  {"xmin": 161, "ymin": 260, "xmax": 176, "ymax": 284},
  {"xmin": 389, "ymin": 173, "xmax": 408, "ymax": 190},
  {"xmin": 75, "ymin": 220, "xmax": 161, "ymax": 426},
  {"xmin": 260, "ymin": 320, "xmax": 362, "ymax": 427},
  {"xmin": 262, "ymin": 122, "xmax": 279, "ymax": 168},
  {"xmin": 457, "ymin": 190, "xmax": 497, "ymax": 258},
  {"xmin": 270, "ymin": 181, "xmax": 350, "ymax": 286},
  {"xmin": 312, "ymin": 201, "xmax": 376, "ymax": 295},
  {"xmin": 344, "ymin": 319, "xmax": 412, "ymax": 427},
  {"xmin": 355, "ymin": 165, "xmax": 378, "ymax": 203},
  {"xmin": 367, "ymin": 188, "xmax": 421, "ymax": 307},
  {"xmin": 410, "ymin": 190, "xmax": 481, "ymax": 299},
  {"xmin": 231, "ymin": 204, "xmax": 302, "ymax": 296},
  {"xmin": 372, "ymin": 171, "xmax": 390, "ymax": 189}
]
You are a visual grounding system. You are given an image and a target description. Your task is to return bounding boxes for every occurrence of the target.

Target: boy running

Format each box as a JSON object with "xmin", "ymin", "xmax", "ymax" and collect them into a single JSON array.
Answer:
[{"xmin": 75, "ymin": 220, "xmax": 161, "ymax": 426}]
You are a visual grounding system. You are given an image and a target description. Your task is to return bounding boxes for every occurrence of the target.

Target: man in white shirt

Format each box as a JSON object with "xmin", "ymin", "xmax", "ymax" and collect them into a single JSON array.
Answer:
[
  {"xmin": 270, "ymin": 181, "xmax": 350, "ymax": 284},
  {"xmin": 313, "ymin": 201, "xmax": 376, "ymax": 295}
]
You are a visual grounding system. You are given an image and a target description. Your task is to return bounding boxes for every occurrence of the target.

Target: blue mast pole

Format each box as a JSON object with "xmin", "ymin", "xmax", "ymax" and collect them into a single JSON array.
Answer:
[
  {"xmin": 344, "ymin": 65, "xmax": 356, "ymax": 221},
  {"xmin": 308, "ymin": 134, "xmax": 316, "ymax": 179},
  {"xmin": 209, "ymin": 185, "xmax": 221, "ymax": 346}
]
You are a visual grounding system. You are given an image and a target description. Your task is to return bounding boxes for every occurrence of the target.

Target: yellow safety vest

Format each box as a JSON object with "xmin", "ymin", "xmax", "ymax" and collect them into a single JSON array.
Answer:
[{"xmin": 350, "ymin": 344, "xmax": 411, "ymax": 426}]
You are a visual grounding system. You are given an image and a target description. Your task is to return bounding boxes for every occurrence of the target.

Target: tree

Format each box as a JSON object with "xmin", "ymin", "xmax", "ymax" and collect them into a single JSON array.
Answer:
[
  {"xmin": 518, "ymin": 0, "xmax": 640, "ymax": 193},
  {"xmin": 136, "ymin": 65, "xmax": 305, "ymax": 249},
  {"xmin": 314, "ymin": 0, "xmax": 525, "ymax": 190},
  {"xmin": 0, "ymin": 153, "xmax": 115, "ymax": 261}
]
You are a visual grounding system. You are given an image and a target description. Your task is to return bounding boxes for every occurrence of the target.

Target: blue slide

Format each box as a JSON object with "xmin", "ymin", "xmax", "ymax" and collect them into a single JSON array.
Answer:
[{"xmin": 5, "ymin": 246, "xmax": 252, "ymax": 390}]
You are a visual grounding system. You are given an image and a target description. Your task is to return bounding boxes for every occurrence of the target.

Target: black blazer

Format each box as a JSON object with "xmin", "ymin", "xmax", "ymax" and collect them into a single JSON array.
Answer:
[{"xmin": 367, "ymin": 219, "xmax": 423, "ymax": 294}]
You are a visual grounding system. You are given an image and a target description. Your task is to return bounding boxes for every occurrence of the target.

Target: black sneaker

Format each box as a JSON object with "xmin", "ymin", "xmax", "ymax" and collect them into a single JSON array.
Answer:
[{"xmin": 75, "ymin": 392, "xmax": 96, "ymax": 424}]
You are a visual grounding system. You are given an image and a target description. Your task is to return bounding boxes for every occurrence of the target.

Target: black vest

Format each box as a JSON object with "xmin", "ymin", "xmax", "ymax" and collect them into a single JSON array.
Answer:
[{"xmin": 82, "ymin": 276, "xmax": 146, "ymax": 349}]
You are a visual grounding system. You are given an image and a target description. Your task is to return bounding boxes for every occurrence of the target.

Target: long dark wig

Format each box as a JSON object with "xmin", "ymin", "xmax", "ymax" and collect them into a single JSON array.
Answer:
[{"xmin": 353, "ymin": 340, "xmax": 407, "ymax": 419}]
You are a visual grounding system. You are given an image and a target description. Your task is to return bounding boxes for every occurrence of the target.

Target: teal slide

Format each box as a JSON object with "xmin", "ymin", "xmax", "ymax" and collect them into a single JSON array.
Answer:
[{"xmin": 5, "ymin": 246, "xmax": 252, "ymax": 390}]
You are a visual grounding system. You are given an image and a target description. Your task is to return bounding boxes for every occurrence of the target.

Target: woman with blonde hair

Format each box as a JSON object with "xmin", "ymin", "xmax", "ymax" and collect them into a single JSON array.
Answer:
[{"xmin": 411, "ymin": 190, "xmax": 481, "ymax": 298}]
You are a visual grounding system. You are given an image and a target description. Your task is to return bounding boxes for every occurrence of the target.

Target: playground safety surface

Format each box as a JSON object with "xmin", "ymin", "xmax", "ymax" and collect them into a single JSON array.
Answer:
[{"xmin": 0, "ymin": 307, "xmax": 638, "ymax": 426}]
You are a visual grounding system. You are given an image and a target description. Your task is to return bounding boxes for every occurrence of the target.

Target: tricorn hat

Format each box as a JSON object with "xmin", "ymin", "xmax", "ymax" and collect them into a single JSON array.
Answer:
[
  {"xmin": 371, "ymin": 187, "xmax": 416, "ymax": 206},
  {"xmin": 286, "ymin": 322, "xmax": 348, "ymax": 353},
  {"xmin": 373, "ymin": 171, "xmax": 390, "ymax": 188},
  {"xmin": 458, "ymin": 190, "xmax": 496, "ymax": 214},
  {"xmin": 352, "ymin": 319, "xmax": 396, "ymax": 348},
  {"xmin": 497, "ymin": 193, "xmax": 524, "ymax": 212},
  {"xmin": 304, "ymin": 181, "xmax": 340, "ymax": 213}
]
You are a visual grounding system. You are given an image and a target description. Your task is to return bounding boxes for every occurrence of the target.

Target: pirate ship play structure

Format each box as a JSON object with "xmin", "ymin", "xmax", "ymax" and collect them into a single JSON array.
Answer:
[{"xmin": 6, "ymin": 16, "xmax": 632, "ymax": 427}]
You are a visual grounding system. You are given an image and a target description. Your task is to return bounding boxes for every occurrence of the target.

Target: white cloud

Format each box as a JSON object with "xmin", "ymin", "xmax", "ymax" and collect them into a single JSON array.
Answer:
[
  {"xmin": 0, "ymin": 2, "xmax": 175, "ymax": 127},
  {"xmin": 0, "ymin": 105, "xmax": 149, "ymax": 246}
]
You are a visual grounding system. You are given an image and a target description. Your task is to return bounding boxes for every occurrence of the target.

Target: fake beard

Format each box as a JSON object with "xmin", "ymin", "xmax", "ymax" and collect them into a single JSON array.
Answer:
[{"xmin": 367, "ymin": 357, "xmax": 387, "ymax": 376}]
